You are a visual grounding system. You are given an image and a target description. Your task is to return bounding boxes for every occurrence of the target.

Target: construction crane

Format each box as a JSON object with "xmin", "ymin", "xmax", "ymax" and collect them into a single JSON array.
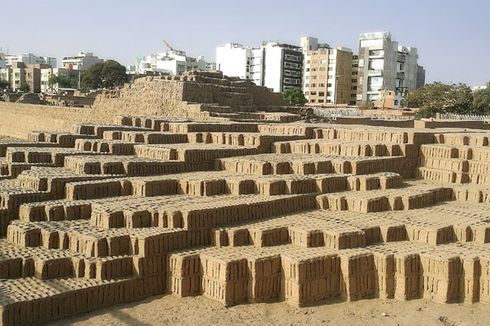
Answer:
[{"xmin": 163, "ymin": 40, "xmax": 174, "ymax": 52}]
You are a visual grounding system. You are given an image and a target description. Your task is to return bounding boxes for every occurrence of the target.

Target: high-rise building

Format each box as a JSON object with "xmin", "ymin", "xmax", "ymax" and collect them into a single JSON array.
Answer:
[
  {"xmin": 216, "ymin": 42, "xmax": 303, "ymax": 93},
  {"xmin": 262, "ymin": 42, "xmax": 303, "ymax": 92},
  {"xmin": 301, "ymin": 36, "xmax": 354, "ymax": 105},
  {"xmin": 216, "ymin": 43, "xmax": 266, "ymax": 86},
  {"xmin": 303, "ymin": 46, "xmax": 354, "ymax": 105},
  {"xmin": 350, "ymin": 55, "xmax": 359, "ymax": 105},
  {"xmin": 216, "ymin": 43, "xmax": 251, "ymax": 80},
  {"xmin": 356, "ymin": 32, "xmax": 420, "ymax": 107}
]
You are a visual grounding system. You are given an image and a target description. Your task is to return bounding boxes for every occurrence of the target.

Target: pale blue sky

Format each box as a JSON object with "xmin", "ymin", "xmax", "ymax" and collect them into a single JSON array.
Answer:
[{"xmin": 1, "ymin": 0, "xmax": 489, "ymax": 85}]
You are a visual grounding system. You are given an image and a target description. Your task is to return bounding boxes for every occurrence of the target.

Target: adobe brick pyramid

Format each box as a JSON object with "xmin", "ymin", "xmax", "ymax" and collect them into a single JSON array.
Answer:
[
  {"xmin": 1, "ymin": 115, "xmax": 490, "ymax": 325},
  {"xmin": 90, "ymin": 70, "xmax": 297, "ymax": 122}
]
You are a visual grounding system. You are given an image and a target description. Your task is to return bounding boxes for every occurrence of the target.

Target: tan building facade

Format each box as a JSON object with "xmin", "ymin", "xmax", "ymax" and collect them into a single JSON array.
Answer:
[
  {"xmin": 303, "ymin": 47, "xmax": 354, "ymax": 105},
  {"xmin": 9, "ymin": 62, "xmax": 50, "ymax": 93},
  {"xmin": 373, "ymin": 89, "xmax": 397, "ymax": 109}
]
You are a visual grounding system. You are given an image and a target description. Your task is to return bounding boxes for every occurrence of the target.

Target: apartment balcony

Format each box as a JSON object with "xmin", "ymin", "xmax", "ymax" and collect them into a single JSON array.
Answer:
[
  {"xmin": 368, "ymin": 69, "xmax": 383, "ymax": 76},
  {"xmin": 396, "ymin": 72, "xmax": 405, "ymax": 79},
  {"xmin": 397, "ymin": 55, "xmax": 406, "ymax": 63}
]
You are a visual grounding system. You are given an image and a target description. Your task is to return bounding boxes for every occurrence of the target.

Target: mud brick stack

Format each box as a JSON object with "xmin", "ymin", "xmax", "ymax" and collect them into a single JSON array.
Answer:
[
  {"xmin": 418, "ymin": 132, "xmax": 490, "ymax": 185},
  {"xmin": 281, "ymin": 248, "xmax": 340, "ymax": 306},
  {"xmin": 2, "ymin": 116, "xmax": 490, "ymax": 325}
]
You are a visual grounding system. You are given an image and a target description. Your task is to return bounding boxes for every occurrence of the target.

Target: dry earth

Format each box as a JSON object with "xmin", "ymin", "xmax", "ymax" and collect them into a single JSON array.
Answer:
[{"xmin": 49, "ymin": 295, "xmax": 487, "ymax": 326}]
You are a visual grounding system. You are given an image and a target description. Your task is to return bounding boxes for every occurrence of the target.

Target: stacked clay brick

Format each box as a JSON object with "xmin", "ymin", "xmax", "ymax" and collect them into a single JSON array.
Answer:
[
  {"xmin": 418, "ymin": 132, "xmax": 490, "ymax": 185},
  {"xmin": 1, "ymin": 117, "xmax": 490, "ymax": 325}
]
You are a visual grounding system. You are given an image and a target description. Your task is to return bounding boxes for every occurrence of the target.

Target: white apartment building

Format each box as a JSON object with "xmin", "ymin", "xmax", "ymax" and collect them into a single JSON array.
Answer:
[
  {"xmin": 262, "ymin": 42, "xmax": 303, "ymax": 92},
  {"xmin": 356, "ymin": 32, "xmax": 420, "ymax": 107},
  {"xmin": 216, "ymin": 42, "xmax": 303, "ymax": 93},
  {"xmin": 129, "ymin": 49, "xmax": 212, "ymax": 76},
  {"xmin": 4, "ymin": 53, "xmax": 57, "ymax": 68},
  {"xmin": 62, "ymin": 52, "xmax": 102, "ymax": 71},
  {"xmin": 40, "ymin": 68, "xmax": 76, "ymax": 93},
  {"xmin": 216, "ymin": 43, "xmax": 250, "ymax": 80}
]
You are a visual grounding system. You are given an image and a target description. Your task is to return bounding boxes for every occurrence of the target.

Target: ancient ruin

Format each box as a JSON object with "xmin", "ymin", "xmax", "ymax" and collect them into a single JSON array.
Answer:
[{"xmin": 0, "ymin": 71, "xmax": 490, "ymax": 325}]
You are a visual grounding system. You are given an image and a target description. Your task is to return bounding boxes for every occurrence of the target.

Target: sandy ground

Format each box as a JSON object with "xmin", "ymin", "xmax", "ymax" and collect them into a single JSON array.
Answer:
[{"xmin": 49, "ymin": 294, "xmax": 488, "ymax": 326}]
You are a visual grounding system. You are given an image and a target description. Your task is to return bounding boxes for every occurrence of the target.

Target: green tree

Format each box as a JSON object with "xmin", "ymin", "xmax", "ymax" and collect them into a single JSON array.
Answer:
[
  {"xmin": 19, "ymin": 81, "xmax": 30, "ymax": 92},
  {"xmin": 81, "ymin": 60, "xmax": 128, "ymax": 89},
  {"xmin": 283, "ymin": 88, "xmax": 306, "ymax": 106},
  {"xmin": 472, "ymin": 83, "xmax": 490, "ymax": 115},
  {"xmin": 0, "ymin": 79, "xmax": 9, "ymax": 90},
  {"xmin": 48, "ymin": 75, "xmax": 58, "ymax": 90},
  {"xmin": 57, "ymin": 75, "xmax": 78, "ymax": 89},
  {"xmin": 405, "ymin": 82, "xmax": 473, "ymax": 118}
]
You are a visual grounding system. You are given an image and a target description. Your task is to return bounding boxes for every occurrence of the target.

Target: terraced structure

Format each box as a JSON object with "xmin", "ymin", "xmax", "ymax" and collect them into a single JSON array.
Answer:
[{"xmin": 1, "ymin": 116, "xmax": 490, "ymax": 325}]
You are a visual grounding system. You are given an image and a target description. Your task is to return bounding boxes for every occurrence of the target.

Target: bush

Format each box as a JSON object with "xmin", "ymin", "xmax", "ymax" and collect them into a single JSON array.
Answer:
[
  {"xmin": 19, "ymin": 82, "xmax": 30, "ymax": 92},
  {"xmin": 0, "ymin": 79, "xmax": 9, "ymax": 90},
  {"xmin": 283, "ymin": 88, "xmax": 306, "ymax": 106}
]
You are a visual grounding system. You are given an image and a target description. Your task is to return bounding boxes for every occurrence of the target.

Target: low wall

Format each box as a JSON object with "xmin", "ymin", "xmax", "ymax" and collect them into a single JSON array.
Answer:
[
  {"xmin": 414, "ymin": 119, "xmax": 490, "ymax": 130},
  {"xmin": 0, "ymin": 102, "xmax": 106, "ymax": 139},
  {"xmin": 335, "ymin": 117, "xmax": 414, "ymax": 128}
]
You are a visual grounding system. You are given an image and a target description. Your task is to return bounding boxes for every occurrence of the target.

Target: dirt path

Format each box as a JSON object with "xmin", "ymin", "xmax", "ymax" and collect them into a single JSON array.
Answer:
[{"xmin": 49, "ymin": 295, "xmax": 487, "ymax": 326}]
